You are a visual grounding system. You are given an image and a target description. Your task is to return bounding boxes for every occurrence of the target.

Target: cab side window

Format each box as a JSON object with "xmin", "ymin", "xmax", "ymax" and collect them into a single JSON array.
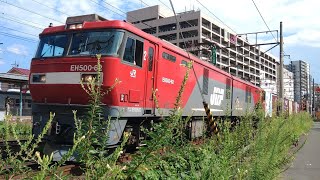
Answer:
[
  {"xmin": 123, "ymin": 37, "xmax": 143, "ymax": 67},
  {"xmin": 148, "ymin": 47, "xmax": 154, "ymax": 71}
]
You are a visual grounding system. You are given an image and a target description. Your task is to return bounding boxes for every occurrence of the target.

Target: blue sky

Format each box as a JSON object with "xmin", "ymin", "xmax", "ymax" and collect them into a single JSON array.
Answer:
[{"xmin": 0, "ymin": 0, "xmax": 319, "ymax": 82}]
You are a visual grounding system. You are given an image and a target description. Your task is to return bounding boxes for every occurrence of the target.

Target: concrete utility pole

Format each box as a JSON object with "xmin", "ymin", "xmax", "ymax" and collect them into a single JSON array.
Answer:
[
  {"xmin": 279, "ymin": 21, "xmax": 284, "ymax": 113},
  {"xmin": 313, "ymin": 78, "xmax": 315, "ymax": 117}
]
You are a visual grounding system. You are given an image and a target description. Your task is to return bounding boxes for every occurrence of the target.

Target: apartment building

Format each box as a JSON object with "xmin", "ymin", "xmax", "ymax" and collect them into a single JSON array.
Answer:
[
  {"xmin": 285, "ymin": 60, "xmax": 311, "ymax": 103},
  {"xmin": 127, "ymin": 5, "xmax": 278, "ymax": 87}
]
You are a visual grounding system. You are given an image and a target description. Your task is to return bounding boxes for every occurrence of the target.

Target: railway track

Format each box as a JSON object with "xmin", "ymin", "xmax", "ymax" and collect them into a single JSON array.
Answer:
[
  {"xmin": 0, "ymin": 140, "xmax": 28, "ymax": 159},
  {"xmin": 0, "ymin": 140, "xmax": 27, "ymax": 147},
  {"xmin": 0, "ymin": 163, "xmax": 84, "ymax": 179}
]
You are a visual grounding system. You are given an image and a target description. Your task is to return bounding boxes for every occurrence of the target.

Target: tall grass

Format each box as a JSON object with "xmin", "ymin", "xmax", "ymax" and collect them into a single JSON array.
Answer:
[
  {"xmin": 125, "ymin": 110, "xmax": 312, "ymax": 179},
  {"xmin": 0, "ymin": 119, "xmax": 31, "ymax": 141}
]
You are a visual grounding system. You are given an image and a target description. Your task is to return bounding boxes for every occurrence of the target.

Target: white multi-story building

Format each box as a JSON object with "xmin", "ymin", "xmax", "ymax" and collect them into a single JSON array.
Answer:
[
  {"xmin": 127, "ymin": 5, "xmax": 278, "ymax": 87},
  {"xmin": 260, "ymin": 70, "xmax": 277, "ymax": 94},
  {"xmin": 283, "ymin": 68, "xmax": 294, "ymax": 101}
]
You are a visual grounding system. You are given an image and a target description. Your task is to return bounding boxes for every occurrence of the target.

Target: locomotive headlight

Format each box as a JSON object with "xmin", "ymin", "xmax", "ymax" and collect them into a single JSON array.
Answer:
[
  {"xmin": 76, "ymin": 24, "xmax": 83, "ymax": 28},
  {"xmin": 68, "ymin": 23, "xmax": 83, "ymax": 29},
  {"xmin": 69, "ymin": 24, "xmax": 76, "ymax": 29},
  {"xmin": 32, "ymin": 74, "xmax": 46, "ymax": 83},
  {"xmin": 81, "ymin": 74, "xmax": 97, "ymax": 83}
]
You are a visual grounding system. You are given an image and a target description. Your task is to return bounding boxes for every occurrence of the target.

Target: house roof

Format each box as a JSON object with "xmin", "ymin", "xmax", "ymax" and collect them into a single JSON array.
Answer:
[
  {"xmin": 7, "ymin": 67, "xmax": 30, "ymax": 76},
  {"xmin": 0, "ymin": 73, "xmax": 28, "ymax": 84}
]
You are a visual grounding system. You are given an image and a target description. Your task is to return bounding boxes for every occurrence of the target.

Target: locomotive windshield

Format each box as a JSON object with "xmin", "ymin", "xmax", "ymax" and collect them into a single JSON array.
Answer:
[
  {"xmin": 35, "ymin": 30, "xmax": 124, "ymax": 58},
  {"xmin": 36, "ymin": 34, "xmax": 68, "ymax": 58}
]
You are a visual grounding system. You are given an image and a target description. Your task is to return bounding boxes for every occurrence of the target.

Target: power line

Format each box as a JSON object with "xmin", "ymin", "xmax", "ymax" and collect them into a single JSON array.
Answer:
[
  {"xmin": 30, "ymin": 0, "xmax": 71, "ymax": 17},
  {"xmin": 92, "ymin": 0, "xmax": 161, "ymax": 36},
  {"xmin": 250, "ymin": 0, "xmax": 277, "ymax": 42},
  {"xmin": 0, "ymin": 0, "xmax": 64, "ymax": 24},
  {"xmin": 158, "ymin": 0, "xmax": 171, "ymax": 10},
  {"xmin": 0, "ymin": 14, "xmax": 44, "ymax": 30},
  {"xmin": 3, "ymin": 12, "xmax": 46, "ymax": 27},
  {"xmin": 0, "ymin": 32, "xmax": 38, "ymax": 43},
  {"xmin": 0, "ymin": 25, "xmax": 39, "ymax": 38},
  {"xmin": 195, "ymin": 0, "xmax": 236, "ymax": 33},
  {"xmin": 90, "ymin": 0, "xmax": 125, "ymax": 19}
]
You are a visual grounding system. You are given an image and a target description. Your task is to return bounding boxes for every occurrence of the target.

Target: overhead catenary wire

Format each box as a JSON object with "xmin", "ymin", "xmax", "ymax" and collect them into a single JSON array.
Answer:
[
  {"xmin": 0, "ymin": 25, "xmax": 39, "ymax": 38},
  {"xmin": 0, "ymin": 32, "xmax": 38, "ymax": 43},
  {"xmin": 195, "ymin": 0, "xmax": 236, "ymax": 33},
  {"xmin": 99, "ymin": 0, "xmax": 161, "ymax": 32},
  {"xmin": 0, "ymin": 0, "xmax": 64, "ymax": 24},
  {"xmin": 0, "ymin": 14, "xmax": 44, "ymax": 30},
  {"xmin": 30, "ymin": 0, "xmax": 71, "ymax": 17},
  {"xmin": 90, "ymin": 0, "xmax": 125, "ymax": 20},
  {"xmin": 250, "ymin": 0, "xmax": 289, "ymax": 70},
  {"xmin": 250, "ymin": 0, "xmax": 277, "ymax": 43}
]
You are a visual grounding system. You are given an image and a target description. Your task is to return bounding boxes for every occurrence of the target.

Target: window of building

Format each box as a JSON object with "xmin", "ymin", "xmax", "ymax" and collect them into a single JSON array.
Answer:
[
  {"xmin": 159, "ymin": 33, "xmax": 177, "ymax": 41},
  {"xmin": 142, "ymin": 27, "xmax": 156, "ymax": 34},
  {"xmin": 123, "ymin": 37, "xmax": 144, "ymax": 67},
  {"xmin": 159, "ymin": 23, "xmax": 176, "ymax": 33},
  {"xmin": 141, "ymin": 18, "xmax": 156, "ymax": 23}
]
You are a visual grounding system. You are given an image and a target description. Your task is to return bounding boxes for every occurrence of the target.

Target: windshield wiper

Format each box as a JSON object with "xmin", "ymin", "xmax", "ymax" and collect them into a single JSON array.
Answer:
[{"xmin": 40, "ymin": 45, "xmax": 53, "ymax": 57}]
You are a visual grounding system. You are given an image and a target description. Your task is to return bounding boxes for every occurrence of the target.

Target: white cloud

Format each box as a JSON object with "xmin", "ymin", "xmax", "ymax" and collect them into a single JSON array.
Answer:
[
  {"xmin": 0, "ymin": 60, "xmax": 4, "ymax": 65},
  {"xmin": 285, "ymin": 30, "xmax": 320, "ymax": 47},
  {"xmin": 6, "ymin": 44, "xmax": 29, "ymax": 56}
]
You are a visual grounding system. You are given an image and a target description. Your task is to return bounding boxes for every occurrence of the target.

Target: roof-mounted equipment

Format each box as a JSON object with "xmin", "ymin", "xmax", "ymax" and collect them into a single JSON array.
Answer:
[{"xmin": 65, "ymin": 14, "xmax": 107, "ymax": 29}]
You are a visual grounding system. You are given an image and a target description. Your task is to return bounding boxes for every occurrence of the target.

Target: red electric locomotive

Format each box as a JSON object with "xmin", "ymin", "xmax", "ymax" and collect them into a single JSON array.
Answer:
[{"xmin": 29, "ymin": 14, "xmax": 263, "ymax": 160}]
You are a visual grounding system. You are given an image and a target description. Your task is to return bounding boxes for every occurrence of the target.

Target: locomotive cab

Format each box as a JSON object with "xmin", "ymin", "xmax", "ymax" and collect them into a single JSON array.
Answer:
[{"xmin": 30, "ymin": 14, "xmax": 159, "ymax": 160}]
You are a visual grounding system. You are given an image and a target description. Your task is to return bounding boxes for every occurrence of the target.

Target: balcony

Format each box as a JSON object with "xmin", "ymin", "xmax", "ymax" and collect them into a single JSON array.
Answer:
[
  {"xmin": 202, "ymin": 18, "xmax": 211, "ymax": 30},
  {"xmin": 159, "ymin": 23, "xmax": 177, "ymax": 33},
  {"xmin": 212, "ymin": 23, "xmax": 220, "ymax": 34},
  {"xmin": 179, "ymin": 19, "xmax": 198, "ymax": 29}
]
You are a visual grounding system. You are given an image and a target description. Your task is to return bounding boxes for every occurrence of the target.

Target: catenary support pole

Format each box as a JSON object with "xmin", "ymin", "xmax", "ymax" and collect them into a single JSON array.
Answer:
[
  {"xmin": 279, "ymin": 22, "xmax": 284, "ymax": 113},
  {"xmin": 313, "ymin": 78, "xmax": 315, "ymax": 117}
]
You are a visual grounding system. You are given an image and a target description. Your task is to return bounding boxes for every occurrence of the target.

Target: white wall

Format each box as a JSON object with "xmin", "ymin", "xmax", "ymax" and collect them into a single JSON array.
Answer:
[{"xmin": 0, "ymin": 111, "xmax": 4, "ymax": 121}]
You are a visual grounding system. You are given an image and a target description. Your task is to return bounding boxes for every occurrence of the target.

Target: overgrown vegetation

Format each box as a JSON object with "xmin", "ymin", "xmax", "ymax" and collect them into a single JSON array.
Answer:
[
  {"xmin": 0, "ymin": 119, "xmax": 32, "ymax": 141},
  {"xmin": 0, "ymin": 55, "xmax": 313, "ymax": 179}
]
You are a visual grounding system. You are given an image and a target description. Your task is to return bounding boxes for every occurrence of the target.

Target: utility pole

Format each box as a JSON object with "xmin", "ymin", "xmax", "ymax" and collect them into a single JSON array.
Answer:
[
  {"xmin": 279, "ymin": 21, "xmax": 284, "ymax": 113},
  {"xmin": 313, "ymin": 78, "xmax": 315, "ymax": 117}
]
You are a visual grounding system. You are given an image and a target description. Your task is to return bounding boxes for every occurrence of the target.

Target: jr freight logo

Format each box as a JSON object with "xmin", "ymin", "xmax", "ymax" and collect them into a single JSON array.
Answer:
[{"xmin": 210, "ymin": 87, "xmax": 224, "ymax": 106}]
